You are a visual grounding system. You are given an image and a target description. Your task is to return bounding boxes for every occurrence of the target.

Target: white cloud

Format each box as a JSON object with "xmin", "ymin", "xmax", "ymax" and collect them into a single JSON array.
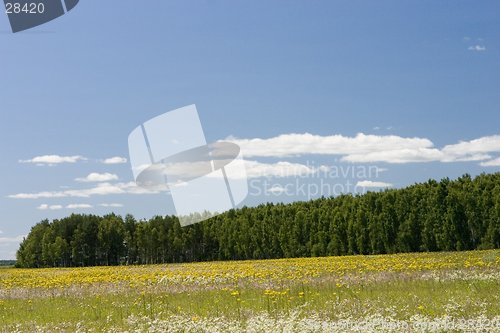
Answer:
[
  {"xmin": 480, "ymin": 157, "xmax": 500, "ymax": 167},
  {"xmin": 0, "ymin": 231, "xmax": 3, "ymax": 234},
  {"xmin": 478, "ymin": 38, "xmax": 484, "ymax": 41},
  {"xmin": 468, "ymin": 45, "xmax": 486, "ymax": 51},
  {"xmin": 224, "ymin": 135, "xmax": 239, "ymax": 141},
  {"xmin": 340, "ymin": 149, "xmax": 489, "ymax": 164},
  {"xmin": 66, "ymin": 204, "xmax": 93, "ymax": 209},
  {"xmin": 225, "ymin": 133, "xmax": 433, "ymax": 158},
  {"xmin": 463, "ymin": 37, "xmax": 470, "ymax": 41},
  {"xmin": 227, "ymin": 133, "xmax": 500, "ymax": 164},
  {"xmin": 373, "ymin": 127, "xmax": 380, "ymax": 130},
  {"xmin": 441, "ymin": 135, "xmax": 500, "ymax": 156},
  {"xmin": 103, "ymin": 157, "xmax": 127, "ymax": 164},
  {"xmin": 75, "ymin": 173, "xmax": 118, "ymax": 182},
  {"xmin": 267, "ymin": 186, "xmax": 286, "ymax": 194},
  {"xmin": 0, "ymin": 235, "xmax": 26, "ymax": 243},
  {"xmin": 39, "ymin": 203, "xmax": 95, "ymax": 209},
  {"xmin": 98, "ymin": 203, "xmax": 124, "ymax": 207},
  {"xmin": 9, "ymin": 182, "xmax": 158, "ymax": 199},
  {"xmin": 341, "ymin": 149, "xmax": 490, "ymax": 164},
  {"xmin": 356, "ymin": 180, "xmax": 393, "ymax": 188},
  {"xmin": 123, "ymin": 182, "xmax": 160, "ymax": 194},
  {"xmin": 19, "ymin": 155, "xmax": 87, "ymax": 164}
]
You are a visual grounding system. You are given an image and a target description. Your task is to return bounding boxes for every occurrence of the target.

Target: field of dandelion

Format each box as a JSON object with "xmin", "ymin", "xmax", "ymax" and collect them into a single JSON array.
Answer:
[{"xmin": 1, "ymin": 250, "xmax": 500, "ymax": 332}]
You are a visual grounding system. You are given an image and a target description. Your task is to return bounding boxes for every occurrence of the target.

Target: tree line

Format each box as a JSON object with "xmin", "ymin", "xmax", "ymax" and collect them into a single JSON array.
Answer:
[{"xmin": 15, "ymin": 172, "xmax": 500, "ymax": 268}]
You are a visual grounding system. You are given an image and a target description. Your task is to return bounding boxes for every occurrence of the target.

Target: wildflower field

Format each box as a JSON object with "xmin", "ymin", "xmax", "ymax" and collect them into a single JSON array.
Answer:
[{"xmin": 1, "ymin": 250, "xmax": 500, "ymax": 332}]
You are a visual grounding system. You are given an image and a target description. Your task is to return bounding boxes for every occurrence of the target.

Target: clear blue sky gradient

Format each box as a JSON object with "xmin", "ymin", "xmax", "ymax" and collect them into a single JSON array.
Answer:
[{"xmin": 0, "ymin": 1, "xmax": 499, "ymax": 259}]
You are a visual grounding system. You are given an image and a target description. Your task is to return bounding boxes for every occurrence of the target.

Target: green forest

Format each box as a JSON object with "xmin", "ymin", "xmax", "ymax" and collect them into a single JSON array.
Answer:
[{"xmin": 15, "ymin": 172, "xmax": 500, "ymax": 268}]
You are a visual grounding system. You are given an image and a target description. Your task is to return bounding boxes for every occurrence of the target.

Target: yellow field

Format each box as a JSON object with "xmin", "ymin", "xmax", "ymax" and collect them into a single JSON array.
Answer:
[{"xmin": 1, "ymin": 250, "xmax": 499, "ymax": 332}]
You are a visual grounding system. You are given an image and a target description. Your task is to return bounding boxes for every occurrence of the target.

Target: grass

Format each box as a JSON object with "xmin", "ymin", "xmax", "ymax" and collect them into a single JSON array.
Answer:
[{"xmin": 1, "ymin": 250, "xmax": 499, "ymax": 332}]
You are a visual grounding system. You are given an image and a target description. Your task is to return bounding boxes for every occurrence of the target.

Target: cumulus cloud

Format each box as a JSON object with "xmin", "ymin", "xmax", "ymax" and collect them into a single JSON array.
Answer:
[
  {"xmin": 9, "ymin": 182, "xmax": 158, "ymax": 199},
  {"xmin": 66, "ymin": 204, "xmax": 93, "ymax": 209},
  {"xmin": 225, "ymin": 133, "xmax": 433, "ymax": 158},
  {"xmin": 468, "ymin": 45, "xmax": 486, "ymax": 51},
  {"xmin": 480, "ymin": 157, "xmax": 500, "ymax": 167},
  {"xmin": 341, "ymin": 148, "xmax": 443, "ymax": 163},
  {"xmin": 103, "ymin": 157, "xmax": 127, "ymax": 164},
  {"xmin": 441, "ymin": 136, "xmax": 500, "ymax": 156},
  {"xmin": 226, "ymin": 133, "xmax": 500, "ymax": 164},
  {"xmin": 98, "ymin": 203, "xmax": 124, "ymax": 207},
  {"xmin": 75, "ymin": 173, "xmax": 118, "ymax": 182},
  {"xmin": 19, "ymin": 155, "xmax": 87, "ymax": 164},
  {"xmin": 356, "ymin": 180, "xmax": 393, "ymax": 188},
  {"xmin": 266, "ymin": 186, "xmax": 286, "ymax": 194},
  {"xmin": 341, "ymin": 150, "xmax": 490, "ymax": 164},
  {"xmin": 39, "ymin": 203, "xmax": 95, "ymax": 209}
]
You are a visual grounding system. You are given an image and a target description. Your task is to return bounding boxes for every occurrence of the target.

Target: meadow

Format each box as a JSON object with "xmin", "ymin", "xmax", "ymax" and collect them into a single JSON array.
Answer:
[{"xmin": 1, "ymin": 250, "xmax": 499, "ymax": 332}]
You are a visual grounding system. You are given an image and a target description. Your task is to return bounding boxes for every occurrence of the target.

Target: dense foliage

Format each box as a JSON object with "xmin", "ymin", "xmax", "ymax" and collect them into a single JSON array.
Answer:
[{"xmin": 15, "ymin": 173, "xmax": 500, "ymax": 268}]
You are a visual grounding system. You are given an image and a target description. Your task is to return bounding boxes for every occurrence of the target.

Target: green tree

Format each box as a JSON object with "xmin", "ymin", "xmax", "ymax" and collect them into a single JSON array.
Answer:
[{"xmin": 98, "ymin": 214, "xmax": 125, "ymax": 265}]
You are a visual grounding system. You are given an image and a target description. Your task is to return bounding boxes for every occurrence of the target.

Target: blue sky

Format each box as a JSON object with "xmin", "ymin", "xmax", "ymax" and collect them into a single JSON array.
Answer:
[{"xmin": 1, "ymin": 0, "xmax": 499, "ymax": 259}]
